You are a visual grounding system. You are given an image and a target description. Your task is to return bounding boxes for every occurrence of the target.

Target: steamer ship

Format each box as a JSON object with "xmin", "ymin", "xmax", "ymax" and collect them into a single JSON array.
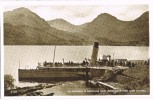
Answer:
[{"xmin": 18, "ymin": 42, "xmax": 105, "ymax": 82}]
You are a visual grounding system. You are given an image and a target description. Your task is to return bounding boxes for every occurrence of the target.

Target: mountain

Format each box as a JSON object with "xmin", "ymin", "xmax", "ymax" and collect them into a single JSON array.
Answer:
[
  {"xmin": 4, "ymin": 7, "xmax": 50, "ymax": 29},
  {"xmin": 4, "ymin": 7, "xmax": 91, "ymax": 45},
  {"xmin": 4, "ymin": 7, "xmax": 149, "ymax": 46},
  {"xmin": 47, "ymin": 19, "xmax": 84, "ymax": 33},
  {"xmin": 82, "ymin": 12, "xmax": 149, "ymax": 46}
]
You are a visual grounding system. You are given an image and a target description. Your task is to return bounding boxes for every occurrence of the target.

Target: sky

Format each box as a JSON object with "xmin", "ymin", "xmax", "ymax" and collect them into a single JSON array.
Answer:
[{"xmin": 4, "ymin": 5, "xmax": 148, "ymax": 25}]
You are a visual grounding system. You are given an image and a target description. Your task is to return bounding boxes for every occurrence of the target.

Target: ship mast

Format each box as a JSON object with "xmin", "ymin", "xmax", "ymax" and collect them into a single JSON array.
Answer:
[
  {"xmin": 19, "ymin": 60, "xmax": 20, "ymax": 69},
  {"xmin": 53, "ymin": 45, "xmax": 56, "ymax": 67}
]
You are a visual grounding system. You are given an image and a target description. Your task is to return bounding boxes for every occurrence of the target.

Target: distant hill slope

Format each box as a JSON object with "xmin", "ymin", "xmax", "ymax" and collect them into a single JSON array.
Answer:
[
  {"xmin": 82, "ymin": 12, "xmax": 149, "ymax": 46},
  {"xmin": 4, "ymin": 7, "xmax": 149, "ymax": 46},
  {"xmin": 47, "ymin": 19, "xmax": 84, "ymax": 33},
  {"xmin": 4, "ymin": 7, "xmax": 50, "ymax": 29},
  {"xmin": 4, "ymin": 7, "xmax": 92, "ymax": 45}
]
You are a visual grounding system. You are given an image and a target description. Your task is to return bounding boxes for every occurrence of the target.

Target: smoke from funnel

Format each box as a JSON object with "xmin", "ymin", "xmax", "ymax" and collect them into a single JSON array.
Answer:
[{"xmin": 90, "ymin": 42, "xmax": 99, "ymax": 66}]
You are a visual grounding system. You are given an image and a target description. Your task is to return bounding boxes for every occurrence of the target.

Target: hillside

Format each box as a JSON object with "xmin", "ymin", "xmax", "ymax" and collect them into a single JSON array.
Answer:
[
  {"xmin": 4, "ymin": 7, "xmax": 50, "ymax": 29},
  {"xmin": 82, "ymin": 12, "xmax": 149, "ymax": 46},
  {"xmin": 4, "ymin": 7, "xmax": 91, "ymax": 45},
  {"xmin": 47, "ymin": 19, "xmax": 84, "ymax": 33},
  {"xmin": 4, "ymin": 7, "xmax": 149, "ymax": 46},
  {"xmin": 47, "ymin": 12, "xmax": 149, "ymax": 46}
]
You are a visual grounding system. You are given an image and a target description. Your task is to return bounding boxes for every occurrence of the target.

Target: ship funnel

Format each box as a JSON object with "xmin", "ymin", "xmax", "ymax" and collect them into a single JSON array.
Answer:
[{"xmin": 90, "ymin": 42, "xmax": 99, "ymax": 66}]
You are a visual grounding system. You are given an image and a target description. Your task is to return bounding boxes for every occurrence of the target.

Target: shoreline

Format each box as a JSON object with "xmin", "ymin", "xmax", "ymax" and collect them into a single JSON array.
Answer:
[{"xmin": 5, "ymin": 82, "xmax": 60, "ymax": 96}]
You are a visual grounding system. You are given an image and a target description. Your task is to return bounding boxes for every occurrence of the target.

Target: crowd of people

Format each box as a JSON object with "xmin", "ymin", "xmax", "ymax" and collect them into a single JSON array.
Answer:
[{"xmin": 41, "ymin": 58, "xmax": 149, "ymax": 68}]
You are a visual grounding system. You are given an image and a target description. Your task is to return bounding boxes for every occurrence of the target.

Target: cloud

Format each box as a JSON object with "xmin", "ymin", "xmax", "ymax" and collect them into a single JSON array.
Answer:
[{"xmin": 117, "ymin": 5, "xmax": 149, "ymax": 20}]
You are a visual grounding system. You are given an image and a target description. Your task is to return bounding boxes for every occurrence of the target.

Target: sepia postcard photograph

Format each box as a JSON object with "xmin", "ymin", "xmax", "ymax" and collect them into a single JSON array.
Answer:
[{"xmin": 4, "ymin": 4, "xmax": 149, "ymax": 96}]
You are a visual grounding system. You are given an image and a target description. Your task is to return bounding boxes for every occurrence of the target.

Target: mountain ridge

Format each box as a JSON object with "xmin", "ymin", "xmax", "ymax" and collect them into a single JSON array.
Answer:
[{"xmin": 4, "ymin": 7, "xmax": 149, "ymax": 46}]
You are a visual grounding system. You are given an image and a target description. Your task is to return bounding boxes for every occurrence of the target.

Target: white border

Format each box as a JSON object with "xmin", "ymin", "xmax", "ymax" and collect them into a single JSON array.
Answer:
[
  {"xmin": 1, "ymin": 0, "xmax": 153, "ymax": 99},
  {"xmin": 0, "ymin": 1, "xmax": 4, "ymax": 98}
]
